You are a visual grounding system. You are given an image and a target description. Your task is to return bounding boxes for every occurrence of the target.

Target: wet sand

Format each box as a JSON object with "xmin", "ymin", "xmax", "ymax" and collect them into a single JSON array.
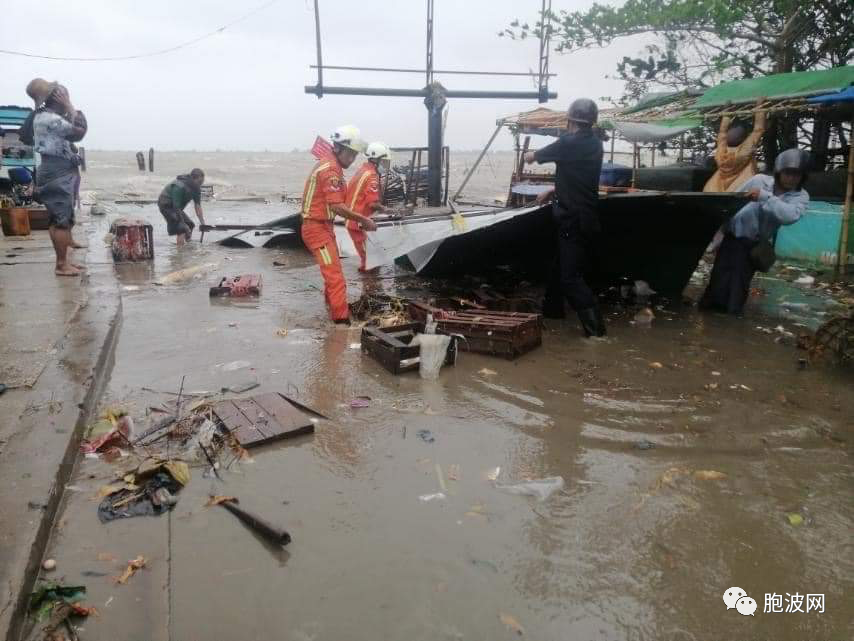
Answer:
[{"xmin": 25, "ymin": 154, "xmax": 854, "ymax": 641}]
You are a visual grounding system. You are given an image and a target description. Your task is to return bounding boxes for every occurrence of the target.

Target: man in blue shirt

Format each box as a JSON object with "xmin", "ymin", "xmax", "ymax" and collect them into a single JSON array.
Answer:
[
  {"xmin": 701, "ymin": 148, "xmax": 810, "ymax": 314},
  {"xmin": 524, "ymin": 98, "xmax": 606, "ymax": 337}
]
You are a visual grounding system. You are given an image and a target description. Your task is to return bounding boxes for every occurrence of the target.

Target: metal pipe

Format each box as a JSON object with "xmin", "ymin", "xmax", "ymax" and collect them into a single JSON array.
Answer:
[
  {"xmin": 427, "ymin": 103, "xmax": 444, "ymax": 206},
  {"xmin": 313, "ymin": 0, "xmax": 323, "ymax": 97},
  {"xmin": 309, "ymin": 64, "xmax": 555, "ymax": 78},
  {"xmin": 304, "ymin": 85, "xmax": 557, "ymax": 100}
]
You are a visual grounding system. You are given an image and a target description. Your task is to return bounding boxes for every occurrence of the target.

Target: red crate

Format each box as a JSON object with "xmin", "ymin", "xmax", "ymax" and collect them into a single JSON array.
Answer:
[
  {"xmin": 209, "ymin": 273, "xmax": 262, "ymax": 297},
  {"xmin": 110, "ymin": 218, "xmax": 154, "ymax": 262}
]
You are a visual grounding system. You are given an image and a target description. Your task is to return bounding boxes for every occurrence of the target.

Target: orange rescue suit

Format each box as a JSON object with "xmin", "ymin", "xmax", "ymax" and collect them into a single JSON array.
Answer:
[
  {"xmin": 300, "ymin": 158, "xmax": 350, "ymax": 321},
  {"xmin": 345, "ymin": 161, "xmax": 380, "ymax": 271}
]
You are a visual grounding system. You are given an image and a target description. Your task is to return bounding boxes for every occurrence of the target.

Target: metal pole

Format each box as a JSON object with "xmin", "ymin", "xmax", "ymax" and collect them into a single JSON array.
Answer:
[
  {"xmin": 303, "ymin": 85, "xmax": 556, "ymax": 100},
  {"xmin": 609, "ymin": 134, "xmax": 615, "ymax": 163},
  {"xmin": 309, "ymin": 64, "xmax": 555, "ymax": 78},
  {"xmin": 313, "ymin": 0, "xmax": 323, "ymax": 97},
  {"xmin": 453, "ymin": 122, "xmax": 502, "ymax": 201},
  {"xmin": 834, "ymin": 124, "xmax": 854, "ymax": 280},
  {"xmin": 426, "ymin": 0, "xmax": 434, "ymax": 87},
  {"xmin": 427, "ymin": 98, "xmax": 444, "ymax": 206}
]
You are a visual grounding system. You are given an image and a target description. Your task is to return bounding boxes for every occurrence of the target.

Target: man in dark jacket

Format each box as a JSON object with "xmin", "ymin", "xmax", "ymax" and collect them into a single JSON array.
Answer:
[
  {"xmin": 158, "ymin": 168, "xmax": 206, "ymax": 246},
  {"xmin": 524, "ymin": 98, "xmax": 606, "ymax": 337}
]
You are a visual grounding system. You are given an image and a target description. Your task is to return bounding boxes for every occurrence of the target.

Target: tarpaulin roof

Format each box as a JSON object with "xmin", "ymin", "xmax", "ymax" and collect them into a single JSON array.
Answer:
[
  {"xmin": 695, "ymin": 66, "xmax": 854, "ymax": 108},
  {"xmin": 807, "ymin": 86, "xmax": 854, "ymax": 105}
]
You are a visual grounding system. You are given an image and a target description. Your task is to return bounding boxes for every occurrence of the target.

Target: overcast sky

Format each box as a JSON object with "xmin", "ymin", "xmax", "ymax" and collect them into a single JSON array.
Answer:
[{"xmin": 0, "ymin": 0, "xmax": 649, "ymax": 151}]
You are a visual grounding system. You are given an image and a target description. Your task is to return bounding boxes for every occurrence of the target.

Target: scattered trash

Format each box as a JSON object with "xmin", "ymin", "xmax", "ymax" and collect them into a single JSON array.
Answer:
[
  {"xmin": 418, "ymin": 492, "xmax": 446, "ymax": 502},
  {"xmin": 42, "ymin": 559, "xmax": 57, "ymax": 571},
  {"xmin": 693, "ymin": 470, "xmax": 728, "ymax": 481},
  {"xmin": 80, "ymin": 409, "xmax": 134, "ymax": 454},
  {"xmin": 349, "ymin": 342, "xmax": 361, "ymax": 349},
  {"xmin": 29, "ymin": 581, "xmax": 88, "ymax": 622},
  {"xmin": 633, "ymin": 440, "xmax": 656, "ymax": 451},
  {"xmin": 485, "ymin": 466, "xmax": 501, "ymax": 481},
  {"xmin": 416, "ymin": 429, "xmax": 435, "ymax": 443},
  {"xmin": 205, "ymin": 495, "xmax": 238, "ymax": 507},
  {"xmin": 410, "ymin": 333, "xmax": 452, "ymax": 380},
  {"xmin": 704, "ymin": 382, "xmax": 719, "ymax": 391},
  {"xmin": 350, "ymin": 396, "xmax": 372, "ymax": 408},
  {"xmin": 794, "ymin": 275, "xmax": 815, "ymax": 286},
  {"xmin": 209, "ymin": 273, "xmax": 262, "ymax": 297},
  {"xmin": 228, "ymin": 322, "xmax": 239, "ymax": 328},
  {"xmin": 634, "ymin": 307, "xmax": 655, "ymax": 325},
  {"xmin": 499, "ymin": 612, "xmax": 525, "ymax": 636},
  {"xmin": 478, "ymin": 368, "xmax": 498, "ymax": 376},
  {"xmin": 115, "ymin": 556, "xmax": 146, "ymax": 585},
  {"xmin": 711, "ymin": 371, "xmax": 721, "ymax": 376},
  {"xmin": 786, "ymin": 513, "xmax": 804, "ymax": 527},
  {"xmin": 648, "ymin": 362, "xmax": 664, "ymax": 369},
  {"xmin": 213, "ymin": 496, "xmax": 292, "ymax": 546},
  {"xmin": 729, "ymin": 384, "xmax": 753, "ymax": 391},
  {"xmin": 97, "ymin": 459, "xmax": 189, "ymax": 522},
  {"xmin": 221, "ymin": 360, "xmax": 251, "ymax": 372},
  {"xmin": 276, "ymin": 328, "xmax": 289, "ymax": 337},
  {"xmin": 495, "ymin": 476, "xmax": 565, "ymax": 501},
  {"xmin": 122, "ymin": 285, "xmax": 140, "ymax": 292}
]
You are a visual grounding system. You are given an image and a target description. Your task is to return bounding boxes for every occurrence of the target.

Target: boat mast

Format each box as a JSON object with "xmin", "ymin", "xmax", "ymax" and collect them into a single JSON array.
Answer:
[{"xmin": 305, "ymin": 0, "xmax": 557, "ymax": 207}]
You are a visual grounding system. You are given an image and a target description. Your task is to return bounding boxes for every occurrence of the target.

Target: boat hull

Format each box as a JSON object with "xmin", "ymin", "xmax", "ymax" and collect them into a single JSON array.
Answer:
[{"xmin": 416, "ymin": 192, "xmax": 749, "ymax": 295}]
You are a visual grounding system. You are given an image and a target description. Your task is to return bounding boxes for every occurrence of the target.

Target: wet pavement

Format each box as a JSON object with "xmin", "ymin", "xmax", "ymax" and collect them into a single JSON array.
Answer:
[{"xmin": 12, "ymin": 198, "xmax": 851, "ymax": 641}]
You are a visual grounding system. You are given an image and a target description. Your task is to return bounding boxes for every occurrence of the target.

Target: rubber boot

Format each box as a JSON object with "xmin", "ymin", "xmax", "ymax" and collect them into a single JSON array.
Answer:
[{"xmin": 577, "ymin": 307, "xmax": 606, "ymax": 337}]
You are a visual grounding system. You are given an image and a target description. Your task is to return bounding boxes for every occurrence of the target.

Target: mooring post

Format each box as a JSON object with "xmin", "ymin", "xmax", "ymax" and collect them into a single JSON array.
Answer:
[{"xmin": 148, "ymin": 147, "xmax": 154, "ymax": 172}]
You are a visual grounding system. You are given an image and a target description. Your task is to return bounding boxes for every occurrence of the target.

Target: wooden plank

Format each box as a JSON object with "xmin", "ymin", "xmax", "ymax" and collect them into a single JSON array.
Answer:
[
  {"xmin": 253, "ymin": 393, "xmax": 314, "ymax": 434},
  {"xmin": 212, "ymin": 394, "xmax": 316, "ymax": 448}
]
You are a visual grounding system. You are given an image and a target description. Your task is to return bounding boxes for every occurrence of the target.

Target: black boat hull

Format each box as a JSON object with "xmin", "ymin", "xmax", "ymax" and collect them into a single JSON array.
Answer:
[{"xmin": 416, "ymin": 192, "xmax": 749, "ymax": 295}]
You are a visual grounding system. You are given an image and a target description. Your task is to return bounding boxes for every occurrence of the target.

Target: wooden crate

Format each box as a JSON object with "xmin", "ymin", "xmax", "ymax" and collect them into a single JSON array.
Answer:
[
  {"xmin": 408, "ymin": 302, "xmax": 542, "ymax": 360},
  {"xmin": 211, "ymin": 392, "xmax": 317, "ymax": 449},
  {"xmin": 361, "ymin": 322, "xmax": 457, "ymax": 374}
]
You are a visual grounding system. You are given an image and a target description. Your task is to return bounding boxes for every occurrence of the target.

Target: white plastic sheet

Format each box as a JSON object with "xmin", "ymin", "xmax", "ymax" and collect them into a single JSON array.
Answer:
[{"xmin": 363, "ymin": 205, "xmax": 543, "ymax": 272}]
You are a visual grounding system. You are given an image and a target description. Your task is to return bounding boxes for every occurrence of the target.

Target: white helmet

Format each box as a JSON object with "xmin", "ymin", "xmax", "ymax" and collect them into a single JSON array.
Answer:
[
  {"xmin": 365, "ymin": 141, "xmax": 392, "ymax": 162},
  {"xmin": 330, "ymin": 125, "xmax": 365, "ymax": 153}
]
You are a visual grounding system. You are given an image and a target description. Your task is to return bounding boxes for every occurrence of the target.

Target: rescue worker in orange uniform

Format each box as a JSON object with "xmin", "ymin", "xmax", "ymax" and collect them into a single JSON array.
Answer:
[
  {"xmin": 346, "ymin": 141, "xmax": 392, "ymax": 271},
  {"xmin": 301, "ymin": 125, "xmax": 377, "ymax": 325}
]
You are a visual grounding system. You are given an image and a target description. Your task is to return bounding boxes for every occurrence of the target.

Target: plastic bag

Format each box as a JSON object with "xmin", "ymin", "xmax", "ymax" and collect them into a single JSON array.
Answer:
[
  {"xmin": 410, "ymin": 333, "xmax": 451, "ymax": 380},
  {"xmin": 495, "ymin": 476, "xmax": 565, "ymax": 501}
]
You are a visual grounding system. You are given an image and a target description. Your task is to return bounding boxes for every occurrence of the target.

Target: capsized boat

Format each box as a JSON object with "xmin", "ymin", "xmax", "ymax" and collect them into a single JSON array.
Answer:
[{"xmin": 362, "ymin": 191, "xmax": 748, "ymax": 295}]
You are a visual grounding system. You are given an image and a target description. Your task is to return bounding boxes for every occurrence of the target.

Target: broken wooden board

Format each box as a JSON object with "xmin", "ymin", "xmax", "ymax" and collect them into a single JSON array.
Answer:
[{"xmin": 211, "ymin": 392, "xmax": 316, "ymax": 448}]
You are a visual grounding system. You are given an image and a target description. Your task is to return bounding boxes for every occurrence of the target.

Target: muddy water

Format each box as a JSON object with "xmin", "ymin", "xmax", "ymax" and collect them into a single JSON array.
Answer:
[{"xmin": 35, "ymin": 162, "xmax": 854, "ymax": 641}]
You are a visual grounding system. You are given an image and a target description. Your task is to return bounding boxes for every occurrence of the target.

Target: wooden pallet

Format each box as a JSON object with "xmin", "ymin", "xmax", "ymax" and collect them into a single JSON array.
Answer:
[
  {"xmin": 361, "ymin": 322, "xmax": 457, "ymax": 374},
  {"xmin": 408, "ymin": 302, "xmax": 542, "ymax": 360},
  {"xmin": 211, "ymin": 392, "xmax": 316, "ymax": 448}
]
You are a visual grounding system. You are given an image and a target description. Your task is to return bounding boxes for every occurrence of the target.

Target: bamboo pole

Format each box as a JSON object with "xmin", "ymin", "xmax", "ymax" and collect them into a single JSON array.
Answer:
[
  {"xmin": 834, "ymin": 124, "xmax": 854, "ymax": 281},
  {"xmin": 452, "ymin": 122, "xmax": 502, "ymax": 202}
]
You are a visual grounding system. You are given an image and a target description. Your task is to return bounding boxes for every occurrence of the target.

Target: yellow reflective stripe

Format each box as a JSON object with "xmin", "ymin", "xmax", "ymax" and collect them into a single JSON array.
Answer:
[
  {"xmin": 318, "ymin": 246, "xmax": 333, "ymax": 265},
  {"xmin": 302, "ymin": 162, "xmax": 332, "ymax": 218},
  {"xmin": 348, "ymin": 171, "xmax": 371, "ymax": 211}
]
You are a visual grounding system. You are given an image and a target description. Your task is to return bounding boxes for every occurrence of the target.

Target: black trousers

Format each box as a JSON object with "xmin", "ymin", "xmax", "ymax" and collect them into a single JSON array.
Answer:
[
  {"xmin": 544, "ymin": 218, "xmax": 597, "ymax": 313},
  {"xmin": 700, "ymin": 234, "xmax": 757, "ymax": 315}
]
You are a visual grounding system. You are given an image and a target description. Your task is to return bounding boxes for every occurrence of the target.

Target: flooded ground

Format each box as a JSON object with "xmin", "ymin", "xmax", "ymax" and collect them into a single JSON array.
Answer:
[{"xmin": 24, "ymin": 153, "xmax": 854, "ymax": 641}]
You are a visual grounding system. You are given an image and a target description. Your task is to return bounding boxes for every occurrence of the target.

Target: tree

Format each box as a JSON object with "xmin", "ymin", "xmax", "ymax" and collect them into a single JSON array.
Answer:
[
  {"xmin": 500, "ymin": 1, "xmax": 853, "ymax": 102},
  {"xmin": 500, "ymin": 1, "xmax": 853, "ymax": 164}
]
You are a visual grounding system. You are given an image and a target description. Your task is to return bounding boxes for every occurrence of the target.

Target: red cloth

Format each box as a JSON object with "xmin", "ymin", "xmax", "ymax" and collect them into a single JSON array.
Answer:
[
  {"xmin": 301, "ymin": 221, "xmax": 349, "ymax": 321},
  {"xmin": 311, "ymin": 136, "xmax": 335, "ymax": 161}
]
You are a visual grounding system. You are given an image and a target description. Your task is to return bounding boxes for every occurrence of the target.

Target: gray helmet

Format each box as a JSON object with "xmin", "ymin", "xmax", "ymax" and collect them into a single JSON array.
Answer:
[
  {"xmin": 567, "ymin": 98, "xmax": 598, "ymax": 126},
  {"xmin": 773, "ymin": 148, "xmax": 810, "ymax": 187}
]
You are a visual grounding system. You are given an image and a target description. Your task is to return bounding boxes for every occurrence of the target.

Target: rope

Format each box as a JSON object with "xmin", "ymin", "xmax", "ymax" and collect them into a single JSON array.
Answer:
[{"xmin": 0, "ymin": 0, "xmax": 279, "ymax": 62}]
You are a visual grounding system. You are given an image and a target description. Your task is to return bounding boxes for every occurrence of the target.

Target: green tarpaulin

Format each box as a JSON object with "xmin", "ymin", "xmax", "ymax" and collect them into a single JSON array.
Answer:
[{"xmin": 695, "ymin": 66, "xmax": 854, "ymax": 108}]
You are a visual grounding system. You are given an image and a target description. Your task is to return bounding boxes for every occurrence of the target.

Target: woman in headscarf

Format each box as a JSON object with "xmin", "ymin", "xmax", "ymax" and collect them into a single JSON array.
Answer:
[{"xmin": 703, "ymin": 99, "xmax": 766, "ymax": 193}]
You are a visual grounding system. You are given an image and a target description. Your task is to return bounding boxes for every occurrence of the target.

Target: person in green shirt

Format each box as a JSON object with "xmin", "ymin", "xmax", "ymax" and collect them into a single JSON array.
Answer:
[{"xmin": 157, "ymin": 168, "xmax": 206, "ymax": 246}]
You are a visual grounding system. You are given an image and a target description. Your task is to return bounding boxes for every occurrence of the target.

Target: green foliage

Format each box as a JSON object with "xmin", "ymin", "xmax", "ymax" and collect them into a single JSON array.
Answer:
[{"xmin": 500, "ymin": 1, "xmax": 853, "ymax": 101}]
